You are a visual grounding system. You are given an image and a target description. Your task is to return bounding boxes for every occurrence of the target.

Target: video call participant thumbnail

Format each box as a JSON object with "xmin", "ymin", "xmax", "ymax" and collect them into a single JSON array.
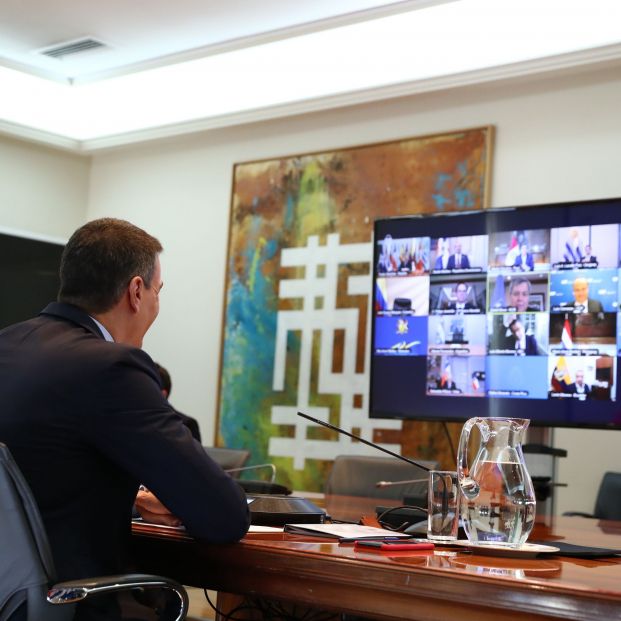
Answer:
[
  {"xmin": 377, "ymin": 234, "xmax": 430, "ymax": 275},
  {"xmin": 375, "ymin": 276, "xmax": 430, "ymax": 316},
  {"xmin": 549, "ymin": 224, "xmax": 617, "ymax": 269},
  {"xmin": 507, "ymin": 319, "xmax": 538, "ymax": 355},
  {"xmin": 548, "ymin": 312, "xmax": 616, "ymax": 354},
  {"xmin": 427, "ymin": 315, "xmax": 487, "ymax": 356},
  {"xmin": 568, "ymin": 277, "xmax": 603, "ymax": 313},
  {"xmin": 444, "ymin": 281, "xmax": 481, "ymax": 313},
  {"xmin": 374, "ymin": 315, "xmax": 428, "ymax": 356},
  {"xmin": 488, "ymin": 228, "xmax": 550, "ymax": 272},
  {"xmin": 488, "ymin": 313, "xmax": 546, "ymax": 355},
  {"xmin": 430, "ymin": 274, "xmax": 486, "ymax": 315},
  {"xmin": 426, "ymin": 356, "xmax": 485, "ymax": 397},
  {"xmin": 490, "ymin": 275, "xmax": 545, "ymax": 312},
  {"xmin": 549, "ymin": 269, "xmax": 617, "ymax": 314},
  {"xmin": 486, "ymin": 356, "xmax": 549, "ymax": 399},
  {"xmin": 549, "ymin": 356, "xmax": 614, "ymax": 400},
  {"xmin": 432, "ymin": 235, "xmax": 487, "ymax": 273}
]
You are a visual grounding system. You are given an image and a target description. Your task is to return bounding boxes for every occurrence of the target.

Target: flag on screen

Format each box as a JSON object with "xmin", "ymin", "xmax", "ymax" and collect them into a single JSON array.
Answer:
[
  {"xmin": 435, "ymin": 321, "xmax": 446, "ymax": 344},
  {"xmin": 509, "ymin": 232, "xmax": 518, "ymax": 249},
  {"xmin": 389, "ymin": 253, "xmax": 398, "ymax": 271},
  {"xmin": 551, "ymin": 356, "xmax": 571, "ymax": 392},
  {"xmin": 375, "ymin": 280, "xmax": 388, "ymax": 312},
  {"xmin": 440, "ymin": 363, "xmax": 452, "ymax": 388},
  {"xmin": 491, "ymin": 274, "xmax": 506, "ymax": 308},
  {"xmin": 561, "ymin": 315, "xmax": 573, "ymax": 349},
  {"xmin": 564, "ymin": 241, "xmax": 583, "ymax": 263}
]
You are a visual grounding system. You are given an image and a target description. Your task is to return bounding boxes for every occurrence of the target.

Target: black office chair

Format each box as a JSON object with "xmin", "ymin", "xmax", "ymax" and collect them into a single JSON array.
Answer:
[
  {"xmin": 203, "ymin": 446, "xmax": 250, "ymax": 476},
  {"xmin": 564, "ymin": 472, "xmax": 621, "ymax": 520},
  {"xmin": 204, "ymin": 446, "xmax": 291, "ymax": 495},
  {"xmin": 324, "ymin": 454, "xmax": 437, "ymax": 502},
  {"xmin": 0, "ymin": 442, "xmax": 188, "ymax": 621}
]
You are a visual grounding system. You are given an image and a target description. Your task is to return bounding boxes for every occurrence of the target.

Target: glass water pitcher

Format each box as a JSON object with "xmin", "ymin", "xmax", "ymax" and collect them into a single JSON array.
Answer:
[{"xmin": 457, "ymin": 417, "xmax": 536, "ymax": 546}]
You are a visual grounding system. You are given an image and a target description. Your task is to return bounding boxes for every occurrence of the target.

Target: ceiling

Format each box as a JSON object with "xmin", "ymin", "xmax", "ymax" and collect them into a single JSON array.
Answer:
[
  {"xmin": 0, "ymin": 0, "xmax": 415, "ymax": 82},
  {"xmin": 1, "ymin": 0, "xmax": 620, "ymax": 152}
]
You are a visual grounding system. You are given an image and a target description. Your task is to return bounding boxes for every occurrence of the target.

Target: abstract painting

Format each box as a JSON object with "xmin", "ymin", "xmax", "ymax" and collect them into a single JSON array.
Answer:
[{"xmin": 217, "ymin": 126, "xmax": 494, "ymax": 491}]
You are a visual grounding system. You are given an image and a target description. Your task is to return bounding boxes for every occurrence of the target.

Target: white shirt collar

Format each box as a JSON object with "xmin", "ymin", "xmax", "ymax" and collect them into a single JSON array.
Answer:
[{"xmin": 89, "ymin": 316, "xmax": 114, "ymax": 342}]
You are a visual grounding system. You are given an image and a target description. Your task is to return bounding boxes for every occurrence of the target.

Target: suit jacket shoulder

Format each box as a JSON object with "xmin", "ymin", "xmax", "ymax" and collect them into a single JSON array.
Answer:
[{"xmin": 0, "ymin": 302, "xmax": 249, "ymax": 582}]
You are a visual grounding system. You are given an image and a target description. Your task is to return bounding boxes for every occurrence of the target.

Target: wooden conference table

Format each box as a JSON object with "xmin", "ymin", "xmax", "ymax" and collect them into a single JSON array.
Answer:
[{"xmin": 131, "ymin": 494, "xmax": 621, "ymax": 621}]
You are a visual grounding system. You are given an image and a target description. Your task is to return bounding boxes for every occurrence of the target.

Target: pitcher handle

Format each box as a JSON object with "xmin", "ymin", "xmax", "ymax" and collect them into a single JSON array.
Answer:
[{"xmin": 457, "ymin": 417, "xmax": 478, "ymax": 482}]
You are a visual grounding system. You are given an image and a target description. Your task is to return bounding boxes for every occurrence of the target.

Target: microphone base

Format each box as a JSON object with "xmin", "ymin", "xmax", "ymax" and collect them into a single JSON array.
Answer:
[{"xmin": 402, "ymin": 493, "xmax": 427, "ymax": 509}]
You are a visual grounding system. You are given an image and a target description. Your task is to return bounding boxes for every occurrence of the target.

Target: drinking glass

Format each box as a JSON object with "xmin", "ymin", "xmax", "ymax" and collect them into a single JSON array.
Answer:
[{"xmin": 427, "ymin": 470, "xmax": 459, "ymax": 541}]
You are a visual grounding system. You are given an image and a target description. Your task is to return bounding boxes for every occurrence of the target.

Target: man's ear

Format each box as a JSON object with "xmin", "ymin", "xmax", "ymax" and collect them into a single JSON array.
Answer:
[{"xmin": 128, "ymin": 276, "xmax": 144, "ymax": 313}]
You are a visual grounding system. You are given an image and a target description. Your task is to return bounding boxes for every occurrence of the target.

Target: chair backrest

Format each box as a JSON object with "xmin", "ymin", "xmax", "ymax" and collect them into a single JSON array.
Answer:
[
  {"xmin": 0, "ymin": 443, "xmax": 72, "ymax": 621},
  {"xmin": 203, "ymin": 447, "xmax": 250, "ymax": 477},
  {"xmin": 594, "ymin": 472, "xmax": 621, "ymax": 520},
  {"xmin": 324, "ymin": 454, "xmax": 437, "ymax": 501}
]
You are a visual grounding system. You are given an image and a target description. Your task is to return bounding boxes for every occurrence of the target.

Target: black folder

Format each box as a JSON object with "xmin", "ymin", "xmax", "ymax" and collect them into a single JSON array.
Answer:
[{"xmin": 248, "ymin": 495, "xmax": 325, "ymax": 526}]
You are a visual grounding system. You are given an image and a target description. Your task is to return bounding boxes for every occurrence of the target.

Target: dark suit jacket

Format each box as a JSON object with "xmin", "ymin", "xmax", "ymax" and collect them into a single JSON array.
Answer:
[
  {"xmin": 567, "ymin": 299, "xmax": 603, "ymax": 313},
  {"xmin": 446, "ymin": 301, "xmax": 477, "ymax": 311},
  {"xmin": 512, "ymin": 334, "xmax": 538, "ymax": 355},
  {"xmin": 447, "ymin": 254, "xmax": 470, "ymax": 269},
  {"xmin": 567, "ymin": 382, "xmax": 591, "ymax": 397},
  {"xmin": 174, "ymin": 408, "xmax": 202, "ymax": 442},
  {"xmin": 513, "ymin": 253, "xmax": 534, "ymax": 271},
  {"xmin": 0, "ymin": 303, "xmax": 249, "ymax": 586}
]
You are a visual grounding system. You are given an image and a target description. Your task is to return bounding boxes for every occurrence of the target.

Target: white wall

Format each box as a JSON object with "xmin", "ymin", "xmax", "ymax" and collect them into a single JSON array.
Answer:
[
  {"xmin": 89, "ymin": 64, "xmax": 621, "ymax": 513},
  {"xmin": 3, "ymin": 63, "xmax": 619, "ymax": 514},
  {"xmin": 0, "ymin": 135, "xmax": 89, "ymax": 240}
]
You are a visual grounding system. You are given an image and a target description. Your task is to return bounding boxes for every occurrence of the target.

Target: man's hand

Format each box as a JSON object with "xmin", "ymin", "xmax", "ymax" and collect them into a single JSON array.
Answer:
[{"xmin": 135, "ymin": 488, "xmax": 182, "ymax": 527}]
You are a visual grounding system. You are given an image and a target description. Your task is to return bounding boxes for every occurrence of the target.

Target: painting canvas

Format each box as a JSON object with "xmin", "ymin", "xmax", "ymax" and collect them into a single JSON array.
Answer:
[{"xmin": 217, "ymin": 126, "xmax": 493, "ymax": 491}]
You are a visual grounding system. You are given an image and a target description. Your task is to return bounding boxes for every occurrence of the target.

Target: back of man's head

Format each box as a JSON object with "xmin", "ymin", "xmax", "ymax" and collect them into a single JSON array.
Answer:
[{"xmin": 58, "ymin": 218, "xmax": 163, "ymax": 314}]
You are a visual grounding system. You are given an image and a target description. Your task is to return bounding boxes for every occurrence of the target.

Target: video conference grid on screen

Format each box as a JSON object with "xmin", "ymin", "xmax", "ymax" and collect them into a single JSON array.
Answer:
[{"xmin": 370, "ymin": 200, "xmax": 621, "ymax": 427}]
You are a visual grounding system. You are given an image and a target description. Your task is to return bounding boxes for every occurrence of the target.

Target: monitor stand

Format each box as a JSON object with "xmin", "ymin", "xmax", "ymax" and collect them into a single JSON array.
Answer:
[{"xmin": 523, "ymin": 426, "xmax": 567, "ymax": 517}]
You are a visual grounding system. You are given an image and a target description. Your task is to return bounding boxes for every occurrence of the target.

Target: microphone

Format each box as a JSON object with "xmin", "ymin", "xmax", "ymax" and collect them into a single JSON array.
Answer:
[
  {"xmin": 296, "ymin": 411, "xmax": 432, "ymax": 472},
  {"xmin": 225, "ymin": 463, "xmax": 277, "ymax": 483},
  {"xmin": 376, "ymin": 478, "xmax": 428, "ymax": 488}
]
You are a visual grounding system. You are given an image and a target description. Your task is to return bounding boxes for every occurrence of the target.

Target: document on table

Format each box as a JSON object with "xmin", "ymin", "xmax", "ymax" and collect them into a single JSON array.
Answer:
[{"xmin": 283, "ymin": 523, "xmax": 411, "ymax": 541}]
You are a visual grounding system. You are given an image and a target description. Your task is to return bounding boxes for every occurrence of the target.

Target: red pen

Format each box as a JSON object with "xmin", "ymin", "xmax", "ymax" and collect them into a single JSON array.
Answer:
[{"xmin": 354, "ymin": 540, "xmax": 435, "ymax": 551}]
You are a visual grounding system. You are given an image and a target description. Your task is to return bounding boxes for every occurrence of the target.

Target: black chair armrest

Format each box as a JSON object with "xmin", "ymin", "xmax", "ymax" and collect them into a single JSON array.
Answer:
[
  {"xmin": 48, "ymin": 574, "xmax": 188, "ymax": 620},
  {"xmin": 562, "ymin": 511, "xmax": 596, "ymax": 518}
]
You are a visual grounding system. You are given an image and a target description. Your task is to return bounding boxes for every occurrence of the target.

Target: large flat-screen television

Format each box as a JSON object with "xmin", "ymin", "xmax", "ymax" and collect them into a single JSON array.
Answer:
[{"xmin": 369, "ymin": 198, "xmax": 621, "ymax": 429}]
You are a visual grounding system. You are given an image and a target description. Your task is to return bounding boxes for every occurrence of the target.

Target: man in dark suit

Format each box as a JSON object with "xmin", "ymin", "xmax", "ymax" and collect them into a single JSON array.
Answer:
[
  {"xmin": 446, "ymin": 281, "xmax": 478, "ymax": 312},
  {"xmin": 570, "ymin": 277, "xmax": 603, "ymax": 313},
  {"xmin": 0, "ymin": 218, "xmax": 250, "ymax": 620},
  {"xmin": 447, "ymin": 241, "xmax": 470, "ymax": 269},
  {"xmin": 507, "ymin": 277, "xmax": 539, "ymax": 312},
  {"xmin": 155, "ymin": 362, "xmax": 201, "ymax": 442},
  {"xmin": 513, "ymin": 244, "xmax": 535, "ymax": 271},
  {"xmin": 580, "ymin": 245, "xmax": 598, "ymax": 266},
  {"xmin": 567, "ymin": 370, "xmax": 592, "ymax": 399},
  {"xmin": 508, "ymin": 319, "xmax": 538, "ymax": 355}
]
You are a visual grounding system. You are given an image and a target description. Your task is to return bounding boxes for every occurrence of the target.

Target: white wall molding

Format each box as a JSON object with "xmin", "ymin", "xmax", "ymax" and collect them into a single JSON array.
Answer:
[{"xmin": 4, "ymin": 42, "xmax": 621, "ymax": 154}]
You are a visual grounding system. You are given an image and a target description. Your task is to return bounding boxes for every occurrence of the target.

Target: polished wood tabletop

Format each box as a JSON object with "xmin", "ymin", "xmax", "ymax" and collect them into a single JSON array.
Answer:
[{"xmin": 131, "ymin": 494, "xmax": 621, "ymax": 621}]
